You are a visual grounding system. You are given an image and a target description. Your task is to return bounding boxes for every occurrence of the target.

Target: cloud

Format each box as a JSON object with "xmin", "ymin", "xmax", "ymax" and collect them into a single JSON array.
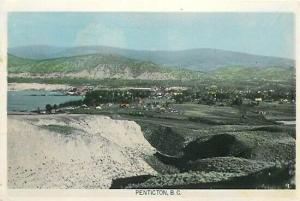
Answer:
[{"xmin": 74, "ymin": 22, "xmax": 127, "ymax": 47}]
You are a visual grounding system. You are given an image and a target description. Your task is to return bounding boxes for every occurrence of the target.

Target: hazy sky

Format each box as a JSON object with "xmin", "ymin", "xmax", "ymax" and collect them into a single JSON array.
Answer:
[{"xmin": 8, "ymin": 12, "xmax": 294, "ymax": 59}]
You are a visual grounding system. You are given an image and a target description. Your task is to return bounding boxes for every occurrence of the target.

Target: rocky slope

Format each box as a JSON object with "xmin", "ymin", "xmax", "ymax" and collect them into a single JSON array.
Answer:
[{"xmin": 8, "ymin": 114, "xmax": 157, "ymax": 188}]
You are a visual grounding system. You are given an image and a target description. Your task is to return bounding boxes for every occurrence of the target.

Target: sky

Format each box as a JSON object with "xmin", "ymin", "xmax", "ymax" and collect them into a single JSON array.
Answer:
[{"xmin": 8, "ymin": 12, "xmax": 294, "ymax": 59}]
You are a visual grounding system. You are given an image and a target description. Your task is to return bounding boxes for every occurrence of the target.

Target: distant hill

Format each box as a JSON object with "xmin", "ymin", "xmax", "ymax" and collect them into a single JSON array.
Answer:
[
  {"xmin": 212, "ymin": 66, "xmax": 295, "ymax": 82},
  {"xmin": 8, "ymin": 53, "xmax": 294, "ymax": 83},
  {"xmin": 8, "ymin": 54, "xmax": 38, "ymax": 67},
  {"xmin": 9, "ymin": 45, "xmax": 294, "ymax": 71},
  {"xmin": 8, "ymin": 45, "xmax": 66, "ymax": 60},
  {"xmin": 8, "ymin": 54, "xmax": 205, "ymax": 80}
]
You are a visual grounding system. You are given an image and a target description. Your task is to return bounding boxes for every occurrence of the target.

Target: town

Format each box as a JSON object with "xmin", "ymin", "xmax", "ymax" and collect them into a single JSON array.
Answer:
[{"xmin": 37, "ymin": 84, "xmax": 294, "ymax": 120}]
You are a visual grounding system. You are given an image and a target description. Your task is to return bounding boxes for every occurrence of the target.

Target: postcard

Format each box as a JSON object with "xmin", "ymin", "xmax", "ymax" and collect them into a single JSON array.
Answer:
[{"xmin": 0, "ymin": 0, "xmax": 299, "ymax": 201}]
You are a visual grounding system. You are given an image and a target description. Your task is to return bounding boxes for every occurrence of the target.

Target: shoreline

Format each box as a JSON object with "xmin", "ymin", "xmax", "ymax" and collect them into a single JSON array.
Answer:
[{"xmin": 8, "ymin": 82, "xmax": 72, "ymax": 91}]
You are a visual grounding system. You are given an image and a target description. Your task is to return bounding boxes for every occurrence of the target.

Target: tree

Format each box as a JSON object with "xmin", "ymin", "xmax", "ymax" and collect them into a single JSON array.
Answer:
[
  {"xmin": 231, "ymin": 96, "xmax": 246, "ymax": 121},
  {"xmin": 37, "ymin": 107, "xmax": 41, "ymax": 114},
  {"xmin": 231, "ymin": 96, "xmax": 243, "ymax": 106},
  {"xmin": 45, "ymin": 104, "xmax": 52, "ymax": 114},
  {"xmin": 53, "ymin": 104, "xmax": 58, "ymax": 112},
  {"xmin": 173, "ymin": 93, "xmax": 185, "ymax": 104}
]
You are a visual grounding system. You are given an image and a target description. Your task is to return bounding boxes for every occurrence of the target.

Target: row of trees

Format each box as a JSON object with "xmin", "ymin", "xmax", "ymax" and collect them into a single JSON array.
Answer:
[
  {"xmin": 172, "ymin": 88, "xmax": 296, "ymax": 105},
  {"xmin": 84, "ymin": 89, "xmax": 153, "ymax": 106},
  {"xmin": 36, "ymin": 104, "xmax": 58, "ymax": 114}
]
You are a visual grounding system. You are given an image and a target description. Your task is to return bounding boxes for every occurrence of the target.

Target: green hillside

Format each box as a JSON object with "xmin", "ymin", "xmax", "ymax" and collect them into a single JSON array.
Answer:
[
  {"xmin": 213, "ymin": 66, "xmax": 295, "ymax": 81},
  {"xmin": 8, "ymin": 54, "xmax": 38, "ymax": 67},
  {"xmin": 8, "ymin": 53, "xmax": 206, "ymax": 80},
  {"xmin": 8, "ymin": 54, "xmax": 163, "ymax": 74},
  {"xmin": 9, "ymin": 45, "xmax": 294, "ymax": 71},
  {"xmin": 8, "ymin": 54, "xmax": 294, "ymax": 82}
]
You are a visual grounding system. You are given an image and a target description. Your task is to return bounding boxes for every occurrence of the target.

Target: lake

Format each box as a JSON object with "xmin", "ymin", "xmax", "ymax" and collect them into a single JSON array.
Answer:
[{"xmin": 8, "ymin": 90, "xmax": 84, "ymax": 112}]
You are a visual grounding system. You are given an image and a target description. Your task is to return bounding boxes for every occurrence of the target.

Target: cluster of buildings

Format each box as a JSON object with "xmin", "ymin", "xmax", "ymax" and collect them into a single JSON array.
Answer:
[{"xmin": 66, "ymin": 86, "xmax": 93, "ymax": 95}]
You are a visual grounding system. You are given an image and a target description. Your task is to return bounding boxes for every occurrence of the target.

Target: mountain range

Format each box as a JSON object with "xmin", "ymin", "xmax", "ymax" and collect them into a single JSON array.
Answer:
[
  {"xmin": 8, "ymin": 52, "xmax": 294, "ymax": 82},
  {"xmin": 8, "ymin": 54, "xmax": 206, "ymax": 80},
  {"xmin": 9, "ymin": 45, "xmax": 294, "ymax": 71}
]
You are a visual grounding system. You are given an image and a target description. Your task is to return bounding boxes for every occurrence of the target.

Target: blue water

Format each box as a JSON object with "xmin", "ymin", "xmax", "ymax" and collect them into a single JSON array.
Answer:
[{"xmin": 8, "ymin": 90, "xmax": 84, "ymax": 112}]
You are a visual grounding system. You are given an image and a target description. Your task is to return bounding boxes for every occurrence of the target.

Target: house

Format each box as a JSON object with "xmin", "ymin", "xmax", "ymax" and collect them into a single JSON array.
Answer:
[
  {"xmin": 255, "ymin": 98, "xmax": 262, "ymax": 102},
  {"xmin": 120, "ymin": 103, "xmax": 129, "ymax": 108},
  {"xmin": 280, "ymin": 99, "xmax": 289, "ymax": 104}
]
